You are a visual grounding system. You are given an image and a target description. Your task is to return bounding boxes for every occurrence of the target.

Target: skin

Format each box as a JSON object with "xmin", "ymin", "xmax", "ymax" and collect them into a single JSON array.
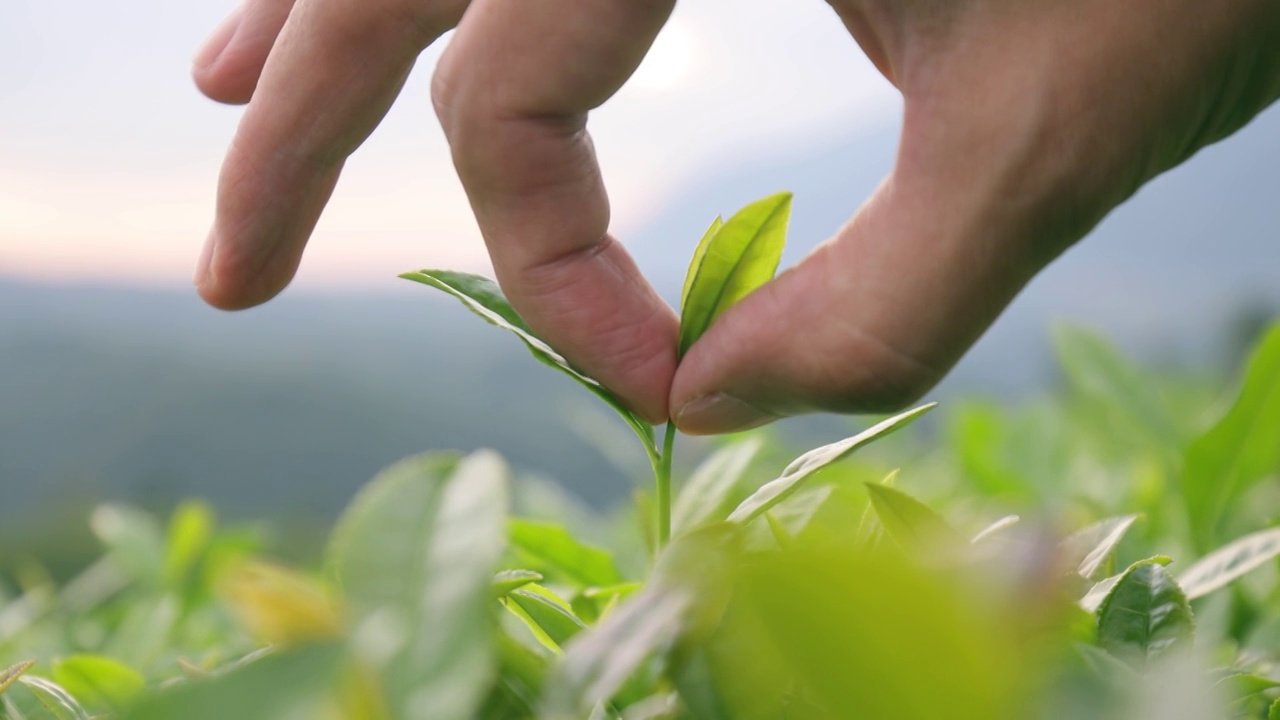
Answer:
[{"xmin": 192, "ymin": 0, "xmax": 1280, "ymax": 435}]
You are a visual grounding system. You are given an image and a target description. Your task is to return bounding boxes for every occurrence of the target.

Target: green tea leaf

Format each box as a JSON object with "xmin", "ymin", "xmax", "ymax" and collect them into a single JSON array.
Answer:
[
  {"xmin": 89, "ymin": 505, "xmax": 165, "ymax": 589},
  {"xmin": 1178, "ymin": 527, "xmax": 1280, "ymax": 600},
  {"xmin": 493, "ymin": 570, "xmax": 544, "ymax": 598},
  {"xmin": 1269, "ymin": 696, "xmax": 1280, "ymax": 720},
  {"xmin": 401, "ymin": 270, "xmax": 655, "ymax": 451},
  {"xmin": 328, "ymin": 450, "xmax": 509, "ymax": 720},
  {"xmin": 505, "ymin": 588, "xmax": 587, "ymax": 649},
  {"xmin": 678, "ymin": 193, "xmax": 792, "ymax": 357},
  {"xmin": 865, "ymin": 484, "xmax": 965, "ymax": 556},
  {"xmin": 1184, "ymin": 322, "xmax": 1280, "ymax": 549},
  {"xmin": 1060, "ymin": 515, "xmax": 1140, "ymax": 581},
  {"xmin": 120, "ymin": 644, "xmax": 342, "ymax": 720},
  {"xmin": 971, "ymin": 515, "xmax": 1021, "ymax": 544},
  {"xmin": 1213, "ymin": 673, "xmax": 1280, "ymax": 706},
  {"xmin": 163, "ymin": 500, "xmax": 214, "ymax": 592},
  {"xmin": 0, "ymin": 662, "xmax": 33, "ymax": 697},
  {"xmin": 509, "ymin": 520, "xmax": 623, "ymax": 589},
  {"xmin": 672, "ymin": 437, "xmax": 763, "ymax": 534},
  {"xmin": 51, "ymin": 656, "xmax": 144, "ymax": 714},
  {"xmin": 1096, "ymin": 557, "xmax": 1195, "ymax": 669},
  {"xmin": 728, "ymin": 404, "xmax": 935, "ymax": 524},
  {"xmin": 542, "ymin": 525, "xmax": 742, "ymax": 718},
  {"xmin": 855, "ymin": 470, "xmax": 899, "ymax": 550},
  {"xmin": 681, "ymin": 216, "xmax": 723, "ymax": 312}
]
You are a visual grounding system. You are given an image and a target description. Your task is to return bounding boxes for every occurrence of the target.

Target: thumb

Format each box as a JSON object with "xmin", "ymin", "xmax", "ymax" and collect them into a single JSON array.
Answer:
[{"xmin": 669, "ymin": 138, "xmax": 1054, "ymax": 434}]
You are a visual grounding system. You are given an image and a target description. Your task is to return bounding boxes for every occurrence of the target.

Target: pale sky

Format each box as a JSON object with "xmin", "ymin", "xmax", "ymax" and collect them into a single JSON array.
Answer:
[{"xmin": 0, "ymin": 1, "xmax": 898, "ymax": 289}]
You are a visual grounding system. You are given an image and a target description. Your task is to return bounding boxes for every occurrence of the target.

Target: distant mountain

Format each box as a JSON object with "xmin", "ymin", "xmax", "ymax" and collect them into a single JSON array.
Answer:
[{"xmin": 629, "ymin": 104, "xmax": 1280, "ymax": 393}]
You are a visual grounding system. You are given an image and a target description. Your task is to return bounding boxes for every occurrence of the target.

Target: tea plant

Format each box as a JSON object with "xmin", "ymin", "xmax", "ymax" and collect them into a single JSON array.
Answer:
[{"xmin": 2, "ymin": 193, "xmax": 1280, "ymax": 719}]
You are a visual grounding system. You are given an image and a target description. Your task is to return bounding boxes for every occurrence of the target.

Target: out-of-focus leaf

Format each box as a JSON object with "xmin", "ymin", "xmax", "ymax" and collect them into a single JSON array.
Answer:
[
  {"xmin": 1052, "ymin": 324, "xmax": 1179, "ymax": 450},
  {"xmin": 1179, "ymin": 527, "xmax": 1280, "ymax": 600},
  {"xmin": 729, "ymin": 404, "xmax": 936, "ymax": 523},
  {"xmin": 1184, "ymin": 323, "xmax": 1280, "ymax": 549},
  {"xmin": 504, "ymin": 588, "xmax": 587, "ymax": 649},
  {"xmin": 1214, "ymin": 673, "xmax": 1280, "ymax": 706},
  {"xmin": 493, "ymin": 570, "xmax": 544, "ymax": 598},
  {"xmin": 1096, "ymin": 557, "xmax": 1195, "ymax": 669},
  {"xmin": 1270, "ymin": 696, "xmax": 1280, "ymax": 720},
  {"xmin": 1060, "ymin": 515, "xmax": 1141, "ymax": 581},
  {"xmin": 15, "ymin": 676, "xmax": 90, "ymax": 720},
  {"xmin": 163, "ymin": 501, "xmax": 214, "ymax": 591},
  {"xmin": 401, "ymin": 270, "xmax": 655, "ymax": 450},
  {"xmin": 681, "ymin": 217, "xmax": 723, "ymax": 312},
  {"xmin": 221, "ymin": 561, "xmax": 341, "ymax": 646},
  {"xmin": 509, "ymin": 520, "xmax": 622, "ymax": 588},
  {"xmin": 542, "ymin": 525, "xmax": 742, "ymax": 718},
  {"xmin": 678, "ymin": 193, "xmax": 792, "ymax": 357},
  {"xmin": 672, "ymin": 438, "xmax": 763, "ymax": 534},
  {"xmin": 864, "ymin": 484, "xmax": 964, "ymax": 556},
  {"xmin": 119, "ymin": 644, "xmax": 342, "ymax": 720},
  {"xmin": 104, "ymin": 595, "xmax": 179, "ymax": 670},
  {"xmin": 971, "ymin": 515, "xmax": 1022, "ymax": 544},
  {"xmin": 0, "ymin": 661, "xmax": 33, "ymax": 697},
  {"xmin": 855, "ymin": 470, "xmax": 899, "ymax": 550},
  {"xmin": 328, "ymin": 450, "xmax": 509, "ymax": 720},
  {"xmin": 51, "ymin": 656, "xmax": 144, "ymax": 714},
  {"xmin": 1079, "ymin": 572, "xmax": 1125, "ymax": 614},
  {"xmin": 89, "ymin": 505, "xmax": 165, "ymax": 588}
]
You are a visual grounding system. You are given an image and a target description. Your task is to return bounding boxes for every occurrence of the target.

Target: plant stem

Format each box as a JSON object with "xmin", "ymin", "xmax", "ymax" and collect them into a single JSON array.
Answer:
[{"xmin": 656, "ymin": 422, "xmax": 677, "ymax": 550}]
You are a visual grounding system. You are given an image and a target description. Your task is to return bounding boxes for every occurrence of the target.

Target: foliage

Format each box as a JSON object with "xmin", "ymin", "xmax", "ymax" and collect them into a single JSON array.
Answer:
[{"xmin": 3, "ymin": 194, "xmax": 1280, "ymax": 719}]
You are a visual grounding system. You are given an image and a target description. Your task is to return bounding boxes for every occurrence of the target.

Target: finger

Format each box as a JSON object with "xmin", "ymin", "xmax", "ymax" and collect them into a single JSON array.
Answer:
[
  {"xmin": 193, "ymin": 0, "xmax": 298, "ymax": 105},
  {"xmin": 195, "ymin": 0, "xmax": 468, "ymax": 310},
  {"xmin": 670, "ymin": 121, "xmax": 1053, "ymax": 434},
  {"xmin": 433, "ymin": 0, "xmax": 680, "ymax": 422}
]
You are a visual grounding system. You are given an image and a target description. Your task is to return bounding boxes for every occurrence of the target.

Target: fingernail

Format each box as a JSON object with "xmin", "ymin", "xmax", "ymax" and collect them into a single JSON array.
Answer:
[
  {"xmin": 676, "ymin": 393, "xmax": 775, "ymax": 435},
  {"xmin": 193, "ymin": 5, "xmax": 245, "ymax": 70},
  {"xmin": 194, "ymin": 232, "xmax": 216, "ymax": 288}
]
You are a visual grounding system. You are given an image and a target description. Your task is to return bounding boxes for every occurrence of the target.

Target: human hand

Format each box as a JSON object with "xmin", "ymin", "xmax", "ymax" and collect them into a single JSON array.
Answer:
[{"xmin": 192, "ymin": 0, "xmax": 1280, "ymax": 434}]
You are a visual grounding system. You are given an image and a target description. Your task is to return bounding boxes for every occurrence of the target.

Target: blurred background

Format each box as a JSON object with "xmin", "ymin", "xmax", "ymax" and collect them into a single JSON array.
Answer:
[{"xmin": 2, "ymin": 0, "xmax": 1277, "ymax": 571}]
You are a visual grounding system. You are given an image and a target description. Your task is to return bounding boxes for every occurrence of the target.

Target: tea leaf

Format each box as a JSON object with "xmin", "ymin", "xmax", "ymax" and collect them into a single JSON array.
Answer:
[
  {"xmin": 493, "ymin": 570, "xmax": 544, "ymax": 599},
  {"xmin": 162, "ymin": 500, "xmax": 214, "ymax": 592},
  {"xmin": 678, "ymin": 193, "xmax": 792, "ymax": 357},
  {"xmin": 51, "ymin": 656, "xmax": 144, "ymax": 714},
  {"xmin": 672, "ymin": 437, "xmax": 763, "ymax": 534},
  {"xmin": 728, "ymin": 404, "xmax": 936, "ymax": 524},
  {"xmin": 1096, "ymin": 557, "xmax": 1194, "ymax": 669},
  {"xmin": 16, "ymin": 676, "xmax": 90, "ymax": 720},
  {"xmin": 505, "ymin": 589, "xmax": 587, "ymax": 649},
  {"xmin": 1213, "ymin": 673, "xmax": 1280, "ymax": 706},
  {"xmin": 89, "ymin": 505, "xmax": 165, "ymax": 589},
  {"xmin": 221, "ymin": 561, "xmax": 341, "ymax": 646},
  {"xmin": 1061, "ymin": 515, "xmax": 1141, "ymax": 581},
  {"xmin": 865, "ymin": 484, "xmax": 965, "ymax": 555},
  {"xmin": 681, "ymin": 217, "xmax": 723, "ymax": 312},
  {"xmin": 971, "ymin": 515, "xmax": 1021, "ymax": 544},
  {"xmin": 1178, "ymin": 527, "xmax": 1280, "ymax": 600},
  {"xmin": 1269, "ymin": 697, "xmax": 1280, "ymax": 720},
  {"xmin": 401, "ymin": 270, "xmax": 655, "ymax": 451},
  {"xmin": 120, "ymin": 644, "xmax": 342, "ymax": 720},
  {"xmin": 543, "ymin": 525, "xmax": 742, "ymax": 718},
  {"xmin": 509, "ymin": 520, "xmax": 623, "ymax": 589},
  {"xmin": 1184, "ymin": 322, "xmax": 1280, "ymax": 549},
  {"xmin": 328, "ymin": 450, "xmax": 509, "ymax": 720}
]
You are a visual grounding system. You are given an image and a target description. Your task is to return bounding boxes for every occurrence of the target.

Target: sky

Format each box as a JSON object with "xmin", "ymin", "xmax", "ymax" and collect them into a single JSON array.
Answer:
[{"xmin": 0, "ymin": 0, "xmax": 898, "ymax": 289}]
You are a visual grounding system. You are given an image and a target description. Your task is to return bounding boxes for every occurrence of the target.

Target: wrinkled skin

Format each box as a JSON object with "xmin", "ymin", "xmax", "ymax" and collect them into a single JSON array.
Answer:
[{"xmin": 192, "ymin": 0, "xmax": 1280, "ymax": 434}]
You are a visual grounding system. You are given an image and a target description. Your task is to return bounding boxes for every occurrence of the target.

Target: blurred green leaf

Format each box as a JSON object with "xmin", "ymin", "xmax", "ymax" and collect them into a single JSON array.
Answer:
[
  {"xmin": 14, "ymin": 677, "xmax": 89, "ymax": 720},
  {"xmin": 89, "ymin": 505, "xmax": 165, "ymax": 589},
  {"xmin": 328, "ymin": 450, "xmax": 509, "ymax": 720},
  {"xmin": 729, "ymin": 404, "xmax": 935, "ymax": 523},
  {"xmin": 1096, "ymin": 558, "xmax": 1195, "ymax": 669},
  {"xmin": 854, "ymin": 470, "xmax": 899, "ymax": 550},
  {"xmin": 509, "ymin": 520, "xmax": 622, "ymax": 589},
  {"xmin": 493, "ymin": 570, "xmax": 544, "ymax": 599},
  {"xmin": 864, "ymin": 484, "xmax": 964, "ymax": 556},
  {"xmin": 1184, "ymin": 322, "xmax": 1280, "ymax": 549},
  {"xmin": 1052, "ymin": 324, "xmax": 1179, "ymax": 451},
  {"xmin": 400, "ymin": 270, "xmax": 655, "ymax": 451},
  {"xmin": 1270, "ymin": 696, "xmax": 1280, "ymax": 720},
  {"xmin": 50, "ymin": 655, "xmax": 144, "ymax": 715},
  {"xmin": 120, "ymin": 644, "xmax": 342, "ymax": 720},
  {"xmin": 678, "ymin": 193, "xmax": 791, "ymax": 357},
  {"xmin": 672, "ymin": 438, "xmax": 762, "ymax": 534},
  {"xmin": 543, "ymin": 525, "xmax": 742, "ymax": 718},
  {"xmin": 971, "ymin": 515, "xmax": 1022, "ymax": 544},
  {"xmin": 163, "ymin": 501, "xmax": 214, "ymax": 592},
  {"xmin": 1213, "ymin": 673, "xmax": 1280, "ymax": 706},
  {"xmin": 1179, "ymin": 527, "xmax": 1280, "ymax": 600},
  {"xmin": 1061, "ymin": 515, "xmax": 1140, "ymax": 581}
]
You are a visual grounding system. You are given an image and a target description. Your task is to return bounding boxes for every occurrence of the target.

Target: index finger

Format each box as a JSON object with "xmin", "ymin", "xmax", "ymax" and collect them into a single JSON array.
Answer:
[{"xmin": 433, "ymin": 0, "xmax": 680, "ymax": 423}]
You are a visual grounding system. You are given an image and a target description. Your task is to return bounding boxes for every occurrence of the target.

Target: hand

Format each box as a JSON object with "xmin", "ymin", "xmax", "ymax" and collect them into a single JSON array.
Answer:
[{"xmin": 192, "ymin": 0, "xmax": 1280, "ymax": 434}]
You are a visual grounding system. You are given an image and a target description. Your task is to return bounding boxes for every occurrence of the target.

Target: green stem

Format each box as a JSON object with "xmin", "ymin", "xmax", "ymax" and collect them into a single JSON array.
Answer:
[{"xmin": 656, "ymin": 422, "xmax": 677, "ymax": 550}]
